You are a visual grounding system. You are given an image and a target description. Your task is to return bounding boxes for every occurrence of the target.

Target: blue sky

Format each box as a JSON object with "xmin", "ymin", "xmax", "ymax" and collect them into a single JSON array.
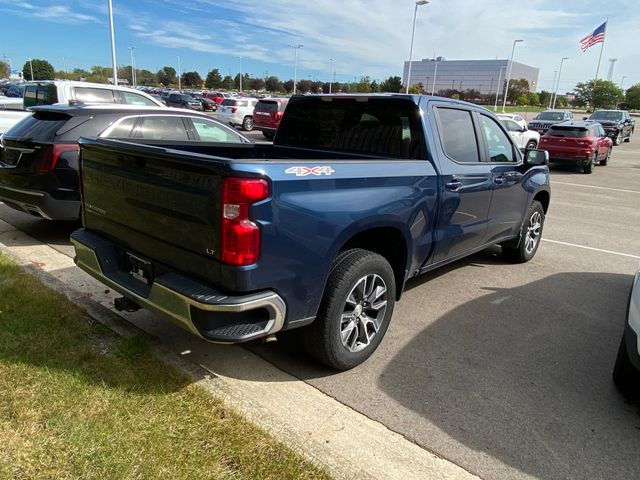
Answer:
[{"xmin": 1, "ymin": 0, "xmax": 638, "ymax": 92}]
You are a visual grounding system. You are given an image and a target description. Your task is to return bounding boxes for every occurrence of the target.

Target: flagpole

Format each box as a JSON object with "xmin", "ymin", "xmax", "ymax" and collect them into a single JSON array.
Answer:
[{"xmin": 594, "ymin": 19, "xmax": 607, "ymax": 82}]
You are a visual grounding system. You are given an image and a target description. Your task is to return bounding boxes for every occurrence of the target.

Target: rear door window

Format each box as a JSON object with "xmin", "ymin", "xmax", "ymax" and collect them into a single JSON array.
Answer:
[
  {"xmin": 479, "ymin": 115, "xmax": 515, "ymax": 163},
  {"xmin": 120, "ymin": 91, "xmax": 157, "ymax": 106},
  {"xmin": 102, "ymin": 117, "xmax": 138, "ymax": 138},
  {"xmin": 135, "ymin": 116, "xmax": 189, "ymax": 140},
  {"xmin": 547, "ymin": 126, "xmax": 588, "ymax": 137},
  {"xmin": 191, "ymin": 118, "xmax": 242, "ymax": 143},
  {"xmin": 23, "ymin": 84, "xmax": 58, "ymax": 108},
  {"xmin": 435, "ymin": 107, "xmax": 480, "ymax": 163},
  {"xmin": 221, "ymin": 99, "xmax": 237, "ymax": 107},
  {"xmin": 256, "ymin": 101, "xmax": 278, "ymax": 112},
  {"xmin": 74, "ymin": 87, "xmax": 117, "ymax": 103}
]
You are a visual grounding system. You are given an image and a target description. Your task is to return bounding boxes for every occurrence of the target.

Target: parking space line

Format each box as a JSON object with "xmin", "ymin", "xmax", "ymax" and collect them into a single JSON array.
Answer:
[
  {"xmin": 551, "ymin": 181, "xmax": 640, "ymax": 195},
  {"xmin": 542, "ymin": 238, "xmax": 640, "ymax": 259}
]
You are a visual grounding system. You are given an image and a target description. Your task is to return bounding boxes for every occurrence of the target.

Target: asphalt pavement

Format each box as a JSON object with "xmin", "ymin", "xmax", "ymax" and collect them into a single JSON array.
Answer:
[{"xmin": 1, "ymin": 126, "xmax": 639, "ymax": 480}]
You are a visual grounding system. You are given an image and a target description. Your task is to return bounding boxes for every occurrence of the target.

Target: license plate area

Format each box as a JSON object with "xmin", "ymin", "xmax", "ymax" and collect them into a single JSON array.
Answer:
[{"xmin": 125, "ymin": 251, "xmax": 154, "ymax": 285}]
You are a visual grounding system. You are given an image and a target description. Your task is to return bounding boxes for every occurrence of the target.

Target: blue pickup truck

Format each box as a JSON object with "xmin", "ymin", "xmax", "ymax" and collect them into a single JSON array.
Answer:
[{"xmin": 71, "ymin": 94, "xmax": 551, "ymax": 370}]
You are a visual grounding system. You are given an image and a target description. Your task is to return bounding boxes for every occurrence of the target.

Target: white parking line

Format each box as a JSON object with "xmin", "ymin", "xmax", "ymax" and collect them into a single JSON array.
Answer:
[
  {"xmin": 542, "ymin": 238, "xmax": 640, "ymax": 259},
  {"xmin": 551, "ymin": 181, "xmax": 640, "ymax": 195}
]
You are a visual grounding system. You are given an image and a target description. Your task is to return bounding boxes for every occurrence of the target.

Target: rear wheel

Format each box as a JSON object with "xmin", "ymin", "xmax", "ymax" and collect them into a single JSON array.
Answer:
[
  {"xmin": 583, "ymin": 151, "xmax": 596, "ymax": 174},
  {"xmin": 600, "ymin": 147, "xmax": 611, "ymax": 166},
  {"xmin": 302, "ymin": 249, "xmax": 396, "ymax": 370},
  {"xmin": 613, "ymin": 334, "xmax": 640, "ymax": 398},
  {"xmin": 242, "ymin": 116, "xmax": 253, "ymax": 131},
  {"xmin": 525, "ymin": 140, "xmax": 537, "ymax": 150},
  {"xmin": 614, "ymin": 131, "xmax": 622, "ymax": 146},
  {"xmin": 502, "ymin": 200, "xmax": 544, "ymax": 263}
]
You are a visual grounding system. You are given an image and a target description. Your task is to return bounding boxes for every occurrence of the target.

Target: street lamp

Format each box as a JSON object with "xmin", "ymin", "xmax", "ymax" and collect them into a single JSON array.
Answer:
[
  {"xmin": 502, "ymin": 39, "xmax": 523, "ymax": 112},
  {"xmin": 431, "ymin": 59, "xmax": 438, "ymax": 96},
  {"xmin": 290, "ymin": 44, "xmax": 303, "ymax": 94},
  {"xmin": 405, "ymin": 0, "xmax": 429, "ymax": 94},
  {"xmin": 177, "ymin": 55, "xmax": 181, "ymax": 90},
  {"xmin": 620, "ymin": 75, "xmax": 627, "ymax": 90},
  {"xmin": 329, "ymin": 58, "xmax": 334, "ymax": 94},
  {"xmin": 494, "ymin": 66, "xmax": 505, "ymax": 111},
  {"xmin": 128, "ymin": 46, "xmax": 136, "ymax": 87},
  {"xmin": 548, "ymin": 70, "xmax": 557, "ymax": 108},
  {"xmin": 552, "ymin": 57, "xmax": 568, "ymax": 109},
  {"xmin": 237, "ymin": 56, "xmax": 243, "ymax": 93},
  {"xmin": 29, "ymin": 58, "xmax": 34, "ymax": 81},
  {"xmin": 107, "ymin": 0, "xmax": 117, "ymax": 85}
]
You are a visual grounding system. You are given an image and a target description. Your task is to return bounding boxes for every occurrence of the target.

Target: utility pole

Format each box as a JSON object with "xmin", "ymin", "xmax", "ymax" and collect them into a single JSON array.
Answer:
[
  {"xmin": 128, "ymin": 46, "xmax": 136, "ymax": 87},
  {"xmin": 329, "ymin": 58, "xmax": 334, "ymax": 94},
  {"xmin": 502, "ymin": 39, "xmax": 523, "ymax": 112},
  {"xmin": 29, "ymin": 59, "xmax": 34, "ymax": 80},
  {"xmin": 107, "ymin": 0, "xmax": 118, "ymax": 85},
  {"xmin": 290, "ymin": 44, "xmax": 303, "ymax": 94},
  {"xmin": 177, "ymin": 55, "xmax": 181, "ymax": 90}
]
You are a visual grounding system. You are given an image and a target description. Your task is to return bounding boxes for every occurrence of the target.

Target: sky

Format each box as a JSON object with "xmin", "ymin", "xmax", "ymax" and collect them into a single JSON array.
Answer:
[{"xmin": 1, "ymin": 0, "xmax": 639, "ymax": 93}]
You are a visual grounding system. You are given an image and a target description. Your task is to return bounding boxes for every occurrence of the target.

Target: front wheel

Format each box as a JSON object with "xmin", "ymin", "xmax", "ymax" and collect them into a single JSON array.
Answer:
[
  {"xmin": 302, "ymin": 249, "xmax": 396, "ymax": 370},
  {"xmin": 502, "ymin": 200, "xmax": 545, "ymax": 263},
  {"xmin": 614, "ymin": 131, "xmax": 622, "ymax": 146},
  {"xmin": 241, "ymin": 116, "xmax": 253, "ymax": 131},
  {"xmin": 613, "ymin": 334, "xmax": 640, "ymax": 398},
  {"xmin": 525, "ymin": 140, "xmax": 537, "ymax": 150}
]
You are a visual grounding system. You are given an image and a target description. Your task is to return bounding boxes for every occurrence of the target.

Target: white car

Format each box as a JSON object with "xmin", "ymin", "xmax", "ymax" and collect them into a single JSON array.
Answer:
[
  {"xmin": 500, "ymin": 118, "xmax": 540, "ymax": 150},
  {"xmin": 496, "ymin": 113, "xmax": 527, "ymax": 130},
  {"xmin": 217, "ymin": 97, "xmax": 259, "ymax": 131}
]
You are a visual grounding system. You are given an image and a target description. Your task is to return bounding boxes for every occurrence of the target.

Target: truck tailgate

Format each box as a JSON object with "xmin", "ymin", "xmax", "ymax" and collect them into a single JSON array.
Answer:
[{"xmin": 79, "ymin": 137, "xmax": 228, "ymax": 284}]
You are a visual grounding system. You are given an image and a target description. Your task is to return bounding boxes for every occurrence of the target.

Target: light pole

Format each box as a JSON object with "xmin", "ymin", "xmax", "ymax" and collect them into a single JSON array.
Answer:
[
  {"xmin": 290, "ymin": 44, "xmax": 303, "ymax": 94},
  {"xmin": 494, "ymin": 66, "xmax": 505, "ymax": 111},
  {"xmin": 431, "ymin": 59, "xmax": 438, "ymax": 95},
  {"xmin": 329, "ymin": 58, "xmax": 334, "ymax": 94},
  {"xmin": 177, "ymin": 55, "xmax": 181, "ymax": 90},
  {"xmin": 552, "ymin": 57, "xmax": 568, "ymax": 109},
  {"xmin": 128, "ymin": 46, "xmax": 136, "ymax": 87},
  {"xmin": 620, "ymin": 75, "xmax": 627, "ymax": 90},
  {"xmin": 405, "ymin": 0, "xmax": 429, "ymax": 94},
  {"xmin": 107, "ymin": 0, "xmax": 118, "ymax": 85},
  {"xmin": 548, "ymin": 70, "xmax": 557, "ymax": 108},
  {"xmin": 29, "ymin": 59, "xmax": 34, "ymax": 80},
  {"xmin": 502, "ymin": 39, "xmax": 523, "ymax": 112},
  {"xmin": 237, "ymin": 56, "xmax": 243, "ymax": 93}
]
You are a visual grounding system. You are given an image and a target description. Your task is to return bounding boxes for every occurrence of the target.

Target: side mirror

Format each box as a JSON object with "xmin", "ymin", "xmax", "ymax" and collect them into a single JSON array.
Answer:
[
  {"xmin": 520, "ymin": 126, "xmax": 527, "ymax": 132},
  {"xmin": 524, "ymin": 148, "xmax": 549, "ymax": 166},
  {"xmin": 583, "ymin": 116, "xmax": 589, "ymax": 121}
]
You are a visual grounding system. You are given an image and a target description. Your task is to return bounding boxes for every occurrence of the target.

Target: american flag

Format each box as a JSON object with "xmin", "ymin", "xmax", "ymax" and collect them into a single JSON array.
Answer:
[{"xmin": 580, "ymin": 21, "xmax": 607, "ymax": 52}]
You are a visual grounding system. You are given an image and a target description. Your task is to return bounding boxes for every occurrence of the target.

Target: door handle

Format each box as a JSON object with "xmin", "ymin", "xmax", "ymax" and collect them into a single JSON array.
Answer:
[
  {"xmin": 494, "ymin": 175, "xmax": 505, "ymax": 185},
  {"xmin": 445, "ymin": 180, "xmax": 462, "ymax": 191}
]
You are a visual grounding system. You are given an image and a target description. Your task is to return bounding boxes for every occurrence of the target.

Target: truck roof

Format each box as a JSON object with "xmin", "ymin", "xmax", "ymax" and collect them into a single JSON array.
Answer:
[
  {"xmin": 28, "ymin": 103, "xmax": 208, "ymax": 117},
  {"xmin": 289, "ymin": 93, "xmax": 486, "ymax": 110}
]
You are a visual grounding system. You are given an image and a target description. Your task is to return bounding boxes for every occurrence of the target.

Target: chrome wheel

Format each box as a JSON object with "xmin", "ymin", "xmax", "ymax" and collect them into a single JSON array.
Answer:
[
  {"xmin": 340, "ymin": 274, "xmax": 388, "ymax": 353},
  {"xmin": 525, "ymin": 211, "xmax": 542, "ymax": 255}
]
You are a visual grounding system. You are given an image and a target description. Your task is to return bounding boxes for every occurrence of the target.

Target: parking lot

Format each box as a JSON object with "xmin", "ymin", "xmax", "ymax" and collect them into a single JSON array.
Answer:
[{"xmin": 0, "ymin": 126, "xmax": 639, "ymax": 479}]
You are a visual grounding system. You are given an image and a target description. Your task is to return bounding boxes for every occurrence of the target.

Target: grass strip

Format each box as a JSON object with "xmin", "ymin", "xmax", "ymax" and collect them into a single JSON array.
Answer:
[{"xmin": 0, "ymin": 253, "xmax": 331, "ymax": 480}]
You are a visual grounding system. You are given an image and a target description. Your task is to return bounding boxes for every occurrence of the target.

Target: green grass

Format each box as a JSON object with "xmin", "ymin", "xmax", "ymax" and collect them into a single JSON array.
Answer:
[{"xmin": 0, "ymin": 253, "xmax": 331, "ymax": 480}]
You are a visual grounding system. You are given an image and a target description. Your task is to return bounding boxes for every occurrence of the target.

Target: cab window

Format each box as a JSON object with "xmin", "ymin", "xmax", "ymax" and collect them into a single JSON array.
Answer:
[
  {"xmin": 191, "ymin": 118, "xmax": 242, "ymax": 143},
  {"xmin": 479, "ymin": 115, "xmax": 515, "ymax": 163},
  {"xmin": 135, "ymin": 116, "xmax": 189, "ymax": 141},
  {"xmin": 74, "ymin": 87, "xmax": 117, "ymax": 103},
  {"xmin": 436, "ymin": 107, "xmax": 480, "ymax": 163},
  {"xmin": 120, "ymin": 91, "xmax": 157, "ymax": 106}
]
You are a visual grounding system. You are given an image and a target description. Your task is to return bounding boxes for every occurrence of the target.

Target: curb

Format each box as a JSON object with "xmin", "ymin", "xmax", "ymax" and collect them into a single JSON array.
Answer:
[{"xmin": 0, "ymin": 218, "xmax": 480, "ymax": 480}]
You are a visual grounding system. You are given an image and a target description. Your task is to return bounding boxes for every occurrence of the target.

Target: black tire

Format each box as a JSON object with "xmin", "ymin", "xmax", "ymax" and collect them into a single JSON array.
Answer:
[
  {"xmin": 600, "ymin": 147, "xmax": 611, "ymax": 166},
  {"xmin": 241, "ymin": 116, "xmax": 253, "ymax": 131},
  {"xmin": 614, "ymin": 131, "xmax": 622, "ymax": 146},
  {"xmin": 262, "ymin": 131, "xmax": 275, "ymax": 140},
  {"xmin": 613, "ymin": 335, "xmax": 640, "ymax": 398},
  {"xmin": 301, "ymin": 249, "xmax": 396, "ymax": 370},
  {"xmin": 525, "ymin": 140, "xmax": 537, "ymax": 150},
  {"xmin": 624, "ymin": 130, "xmax": 631, "ymax": 143},
  {"xmin": 583, "ymin": 151, "xmax": 596, "ymax": 174},
  {"xmin": 502, "ymin": 200, "xmax": 545, "ymax": 263}
]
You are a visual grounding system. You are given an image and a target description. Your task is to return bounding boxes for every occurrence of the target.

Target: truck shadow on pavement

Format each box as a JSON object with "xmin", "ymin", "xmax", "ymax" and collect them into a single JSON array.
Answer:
[{"xmin": 378, "ymin": 271, "xmax": 640, "ymax": 480}]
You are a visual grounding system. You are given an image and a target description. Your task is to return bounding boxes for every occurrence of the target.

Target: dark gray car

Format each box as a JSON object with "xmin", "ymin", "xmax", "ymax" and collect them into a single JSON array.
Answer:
[{"xmin": 528, "ymin": 110, "xmax": 574, "ymax": 135}]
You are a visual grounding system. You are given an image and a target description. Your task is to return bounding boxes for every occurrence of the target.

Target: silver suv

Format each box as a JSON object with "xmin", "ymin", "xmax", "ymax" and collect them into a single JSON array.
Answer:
[{"xmin": 217, "ymin": 98, "xmax": 259, "ymax": 131}]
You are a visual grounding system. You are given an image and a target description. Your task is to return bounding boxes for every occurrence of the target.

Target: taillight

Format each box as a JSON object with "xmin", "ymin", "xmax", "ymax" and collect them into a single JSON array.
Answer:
[
  {"xmin": 231, "ymin": 107, "xmax": 238, "ymax": 113},
  {"xmin": 37, "ymin": 143, "xmax": 79, "ymax": 173},
  {"xmin": 221, "ymin": 177, "xmax": 269, "ymax": 266},
  {"xmin": 275, "ymin": 111, "xmax": 284, "ymax": 121}
]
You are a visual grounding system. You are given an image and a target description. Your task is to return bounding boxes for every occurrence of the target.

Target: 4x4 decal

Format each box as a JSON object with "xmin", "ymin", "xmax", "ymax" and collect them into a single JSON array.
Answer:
[{"xmin": 285, "ymin": 166, "xmax": 335, "ymax": 177}]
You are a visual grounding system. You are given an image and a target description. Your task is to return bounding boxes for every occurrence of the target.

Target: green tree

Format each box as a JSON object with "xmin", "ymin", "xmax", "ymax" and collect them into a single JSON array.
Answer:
[
  {"xmin": 221, "ymin": 75, "xmax": 234, "ymax": 90},
  {"xmin": 157, "ymin": 66, "xmax": 177, "ymax": 86},
  {"xmin": 282, "ymin": 80, "xmax": 294, "ymax": 93},
  {"xmin": 624, "ymin": 83, "xmax": 640, "ymax": 110},
  {"xmin": 370, "ymin": 80, "xmax": 379, "ymax": 93},
  {"xmin": 538, "ymin": 90, "xmax": 552, "ymax": 107},
  {"xmin": 181, "ymin": 71, "xmax": 202, "ymax": 87},
  {"xmin": 0, "ymin": 60, "xmax": 10, "ymax": 78},
  {"xmin": 205, "ymin": 68, "xmax": 222, "ymax": 89},
  {"xmin": 22, "ymin": 59, "xmax": 54, "ymax": 80},
  {"xmin": 407, "ymin": 83, "xmax": 422, "ymax": 94},
  {"xmin": 573, "ymin": 79, "xmax": 623, "ymax": 109},
  {"xmin": 265, "ymin": 76, "xmax": 282, "ymax": 92},
  {"xmin": 506, "ymin": 78, "xmax": 529, "ymax": 104},
  {"xmin": 527, "ymin": 92, "xmax": 540, "ymax": 106},
  {"xmin": 379, "ymin": 76, "xmax": 402, "ymax": 93},
  {"xmin": 250, "ymin": 78, "xmax": 265, "ymax": 91},
  {"xmin": 136, "ymin": 69, "xmax": 155, "ymax": 85},
  {"xmin": 515, "ymin": 94, "xmax": 528, "ymax": 106}
]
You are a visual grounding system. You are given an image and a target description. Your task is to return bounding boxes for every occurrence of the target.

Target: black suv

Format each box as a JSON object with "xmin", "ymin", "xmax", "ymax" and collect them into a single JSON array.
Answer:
[
  {"xmin": 585, "ymin": 110, "xmax": 635, "ymax": 145},
  {"xmin": 0, "ymin": 105, "xmax": 217, "ymax": 221},
  {"xmin": 165, "ymin": 93, "xmax": 203, "ymax": 110}
]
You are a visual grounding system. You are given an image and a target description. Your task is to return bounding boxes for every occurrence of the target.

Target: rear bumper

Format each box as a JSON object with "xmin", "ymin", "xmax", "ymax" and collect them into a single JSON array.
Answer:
[
  {"xmin": 0, "ymin": 184, "xmax": 79, "ymax": 220},
  {"xmin": 70, "ymin": 228, "xmax": 286, "ymax": 343},
  {"xmin": 547, "ymin": 152, "xmax": 592, "ymax": 166}
]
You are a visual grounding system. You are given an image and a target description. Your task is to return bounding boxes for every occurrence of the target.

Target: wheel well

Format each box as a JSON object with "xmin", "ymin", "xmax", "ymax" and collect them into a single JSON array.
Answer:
[
  {"xmin": 340, "ymin": 227, "xmax": 408, "ymax": 299},
  {"xmin": 534, "ymin": 191, "xmax": 550, "ymax": 213}
]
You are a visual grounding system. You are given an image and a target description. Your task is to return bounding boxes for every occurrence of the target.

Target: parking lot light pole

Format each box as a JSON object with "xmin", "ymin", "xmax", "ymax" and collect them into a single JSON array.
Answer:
[
  {"xmin": 548, "ymin": 70, "xmax": 557, "ymax": 108},
  {"xmin": 552, "ymin": 57, "xmax": 568, "ymax": 109},
  {"xmin": 29, "ymin": 59, "xmax": 34, "ymax": 80},
  {"xmin": 405, "ymin": 0, "xmax": 429, "ymax": 94},
  {"xmin": 431, "ymin": 59, "xmax": 438, "ymax": 96},
  {"xmin": 107, "ymin": 0, "xmax": 118, "ymax": 86},
  {"xmin": 329, "ymin": 58, "xmax": 334, "ymax": 94},
  {"xmin": 128, "ymin": 46, "xmax": 136, "ymax": 87},
  {"xmin": 502, "ymin": 39, "xmax": 523, "ymax": 112},
  {"xmin": 290, "ymin": 44, "xmax": 303, "ymax": 94},
  {"xmin": 237, "ymin": 56, "xmax": 243, "ymax": 94},
  {"xmin": 177, "ymin": 56, "xmax": 181, "ymax": 90},
  {"xmin": 494, "ymin": 66, "xmax": 505, "ymax": 111}
]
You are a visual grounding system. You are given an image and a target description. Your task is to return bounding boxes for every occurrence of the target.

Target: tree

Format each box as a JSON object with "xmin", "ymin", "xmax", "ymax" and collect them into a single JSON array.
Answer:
[
  {"xmin": 205, "ymin": 68, "xmax": 222, "ymax": 89},
  {"xmin": 265, "ymin": 76, "xmax": 281, "ymax": 92},
  {"xmin": 221, "ymin": 75, "xmax": 234, "ymax": 90},
  {"xmin": 250, "ymin": 78, "xmax": 265, "ymax": 91},
  {"xmin": 22, "ymin": 59, "xmax": 54, "ymax": 80},
  {"xmin": 0, "ymin": 60, "xmax": 9, "ymax": 78},
  {"xmin": 573, "ymin": 79, "xmax": 623, "ymax": 109},
  {"xmin": 527, "ymin": 92, "xmax": 540, "ymax": 106},
  {"xmin": 282, "ymin": 80, "xmax": 294, "ymax": 93},
  {"xmin": 181, "ymin": 71, "xmax": 202, "ymax": 87},
  {"xmin": 379, "ymin": 76, "xmax": 402, "ymax": 93},
  {"xmin": 407, "ymin": 83, "xmax": 422, "ymax": 94},
  {"xmin": 538, "ymin": 90, "xmax": 552, "ymax": 108},
  {"xmin": 370, "ymin": 80, "xmax": 379, "ymax": 93},
  {"xmin": 156, "ymin": 66, "xmax": 177, "ymax": 86},
  {"xmin": 137, "ymin": 69, "xmax": 155, "ymax": 85},
  {"xmin": 624, "ymin": 84, "xmax": 640, "ymax": 110},
  {"xmin": 506, "ymin": 78, "xmax": 529, "ymax": 104}
]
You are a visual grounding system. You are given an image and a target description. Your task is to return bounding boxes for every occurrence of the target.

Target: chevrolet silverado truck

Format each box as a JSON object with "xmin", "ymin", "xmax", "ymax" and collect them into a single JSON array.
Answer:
[
  {"xmin": 585, "ymin": 110, "xmax": 635, "ymax": 145},
  {"xmin": 71, "ymin": 94, "xmax": 551, "ymax": 370}
]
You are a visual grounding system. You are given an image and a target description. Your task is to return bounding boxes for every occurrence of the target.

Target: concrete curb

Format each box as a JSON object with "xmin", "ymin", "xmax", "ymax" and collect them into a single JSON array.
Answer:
[{"xmin": 0, "ymin": 218, "xmax": 480, "ymax": 480}]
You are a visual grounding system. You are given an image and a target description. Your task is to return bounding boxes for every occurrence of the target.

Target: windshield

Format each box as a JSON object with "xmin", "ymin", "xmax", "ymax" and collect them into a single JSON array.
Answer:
[
  {"xmin": 547, "ymin": 126, "xmax": 588, "ymax": 138},
  {"xmin": 536, "ymin": 112, "xmax": 565, "ymax": 121},
  {"xmin": 589, "ymin": 111, "xmax": 623, "ymax": 121}
]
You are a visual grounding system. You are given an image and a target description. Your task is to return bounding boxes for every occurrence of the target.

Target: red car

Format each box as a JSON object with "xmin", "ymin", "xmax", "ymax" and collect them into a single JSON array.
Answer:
[
  {"xmin": 538, "ymin": 121, "xmax": 613, "ymax": 174},
  {"xmin": 202, "ymin": 92, "xmax": 231, "ymax": 109},
  {"xmin": 252, "ymin": 98, "xmax": 289, "ymax": 139}
]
